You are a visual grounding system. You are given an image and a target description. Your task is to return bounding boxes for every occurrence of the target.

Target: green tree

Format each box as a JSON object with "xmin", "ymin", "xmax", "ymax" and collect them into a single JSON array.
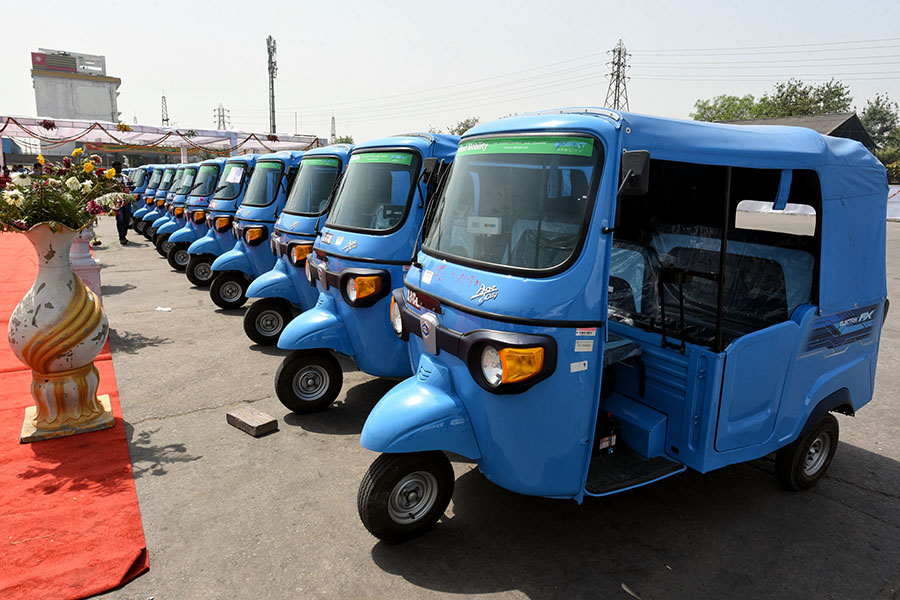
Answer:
[
  {"xmin": 692, "ymin": 79, "xmax": 852, "ymax": 121},
  {"xmin": 447, "ymin": 117, "xmax": 480, "ymax": 136},
  {"xmin": 334, "ymin": 135, "xmax": 354, "ymax": 144},
  {"xmin": 860, "ymin": 93, "xmax": 900, "ymax": 149}
]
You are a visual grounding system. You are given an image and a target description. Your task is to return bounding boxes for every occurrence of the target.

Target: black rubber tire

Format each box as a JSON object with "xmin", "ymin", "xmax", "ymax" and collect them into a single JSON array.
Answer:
[
  {"xmin": 186, "ymin": 253, "xmax": 215, "ymax": 287},
  {"xmin": 210, "ymin": 271, "xmax": 248, "ymax": 309},
  {"xmin": 143, "ymin": 224, "xmax": 155, "ymax": 240},
  {"xmin": 275, "ymin": 350, "xmax": 342, "ymax": 413},
  {"xmin": 243, "ymin": 298, "xmax": 294, "ymax": 345},
  {"xmin": 166, "ymin": 242, "xmax": 191, "ymax": 271},
  {"xmin": 358, "ymin": 451, "xmax": 455, "ymax": 543},
  {"xmin": 775, "ymin": 413, "xmax": 839, "ymax": 491},
  {"xmin": 155, "ymin": 233, "xmax": 171, "ymax": 257},
  {"xmin": 134, "ymin": 219, "xmax": 148, "ymax": 235}
]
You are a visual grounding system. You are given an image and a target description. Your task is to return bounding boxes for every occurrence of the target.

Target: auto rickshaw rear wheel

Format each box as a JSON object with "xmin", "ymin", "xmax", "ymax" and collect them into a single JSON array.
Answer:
[
  {"xmin": 358, "ymin": 451, "xmax": 455, "ymax": 543},
  {"xmin": 775, "ymin": 413, "xmax": 838, "ymax": 491},
  {"xmin": 155, "ymin": 233, "xmax": 172, "ymax": 257},
  {"xmin": 167, "ymin": 243, "xmax": 191, "ymax": 271},
  {"xmin": 210, "ymin": 271, "xmax": 249, "ymax": 309},
  {"xmin": 244, "ymin": 298, "xmax": 294, "ymax": 345},
  {"xmin": 186, "ymin": 253, "xmax": 215, "ymax": 286},
  {"xmin": 275, "ymin": 350, "xmax": 342, "ymax": 413}
]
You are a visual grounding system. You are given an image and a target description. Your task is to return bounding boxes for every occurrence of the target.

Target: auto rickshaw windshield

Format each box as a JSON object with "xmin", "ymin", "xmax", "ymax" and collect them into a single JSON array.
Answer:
[
  {"xmin": 283, "ymin": 157, "xmax": 341, "ymax": 216},
  {"xmin": 325, "ymin": 151, "xmax": 418, "ymax": 232},
  {"xmin": 131, "ymin": 168, "xmax": 147, "ymax": 187},
  {"xmin": 158, "ymin": 168, "xmax": 177, "ymax": 191},
  {"xmin": 214, "ymin": 162, "xmax": 248, "ymax": 200},
  {"xmin": 424, "ymin": 135, "xmax": 602, "ymax": 272},
  {"xmin": 241, "ymin": 161, "xmax": 285, "ymax": 207},
  {"xmin": 191, "ymin": 165, "xmax": 220, "ymax": 196},
  {"xmin": 176, "ymin": 168, "xmax": 197, "ymax": 195},
  {"xmin": 147, "ymin": 168, "xmax": 163, "ymax": 189}
]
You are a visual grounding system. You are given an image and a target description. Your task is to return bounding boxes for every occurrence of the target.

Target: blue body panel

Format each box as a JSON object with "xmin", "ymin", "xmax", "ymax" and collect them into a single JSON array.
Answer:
[
  {"xmin": 210, "ymin": 151, "xmax": 304, "ymax": 276},
  {"xmin": 358, "ymin": 107, "xmax": 888, "ymax": 502},
  {"xmin": 278, "ymin": 134, "xmax": 459, "ymax": 379},
  {"xmin": 168, "ymin": 157, "xmax": 230, "ymax": 247},
  {"xmin": 133, "ymin": 164, "xmax": 165, "ymax": 220}
]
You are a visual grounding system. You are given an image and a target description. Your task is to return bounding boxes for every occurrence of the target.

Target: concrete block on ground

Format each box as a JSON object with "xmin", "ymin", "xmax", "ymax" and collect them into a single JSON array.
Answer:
[{"xmin": 226, "ymin": 405, "xmax": 278, "ymax": 437}]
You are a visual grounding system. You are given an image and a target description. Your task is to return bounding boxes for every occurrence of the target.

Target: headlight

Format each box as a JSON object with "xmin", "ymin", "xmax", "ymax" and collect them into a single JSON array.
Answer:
[
  {"xmin": 192, "ymin": 210, "xmax": 206, "ymax": 223},
  {"xmin": 390, "ymin": 297, "xmax": 403, "ymax": 334},
  {"xmin": 244, "ymin": 226, "xmax": 266, "ymax": 246},
  {"xmin": 289, "ymin": 244, "xmax": 312, "ymax": 266},
  {"xmin": 480, "ymin": 346, "xmax": 503, "ymax": 387},
  {"xmin": 215, "ymin": 216, "xmax": 232, "ymax": 232},
  {"xmin": 174, "ymin": 207, "xmax": 184, "ymax": 217},
  {"xmin": 345, "ymin": 275, "xmax": 381, "ymax": 303}
]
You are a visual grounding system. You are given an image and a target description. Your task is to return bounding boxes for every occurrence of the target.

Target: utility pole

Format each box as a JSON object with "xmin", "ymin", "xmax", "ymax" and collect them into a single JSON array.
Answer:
[
  {"xmin": 604, "ymin": 39, "xmax": 630, "ymax": 111},
  {"xmin": 213, "ymin": 103, "xmax": 231, "ymax": 130},
  {"xmin": 266, "ymin": 35, "xmax": 277, "ymax": 134},
  {"xmin": 161, "ymin": 91, "xmax": 170, "ymax": 126}
]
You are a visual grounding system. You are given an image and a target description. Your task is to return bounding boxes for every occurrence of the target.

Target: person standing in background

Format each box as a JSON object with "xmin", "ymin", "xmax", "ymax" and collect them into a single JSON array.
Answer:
[{"xmin": 112, "ymin": 161, "xmax": 132, "ymax": 245}]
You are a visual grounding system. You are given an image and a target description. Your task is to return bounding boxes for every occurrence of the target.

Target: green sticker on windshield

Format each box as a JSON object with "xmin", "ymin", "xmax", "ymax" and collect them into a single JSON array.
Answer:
[
  {"xmin": 303, "ymin": 157, "xmax": 339, "ymax": 167},
  {"xmin": 457, "ymin": 136, "xmax": 594, "ymax": 157},
  {"xmin": 350, "ymin": 152, "xmax": 413, "ymax": 165},
  {"xmin": 257, "ymin": 161, "xmax": 283, "ymax": 169}
]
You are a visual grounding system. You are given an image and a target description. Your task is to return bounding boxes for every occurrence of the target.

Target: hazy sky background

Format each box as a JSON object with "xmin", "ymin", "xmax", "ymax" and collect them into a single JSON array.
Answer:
[{"xmin": 2, "ymin": 0, "xmax": 900, "ymax": 142}]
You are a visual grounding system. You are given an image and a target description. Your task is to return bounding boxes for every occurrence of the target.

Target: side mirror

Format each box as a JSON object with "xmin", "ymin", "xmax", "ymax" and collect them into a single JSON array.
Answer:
[
  {"xmin": 421, "ymin": 157, "xmax": 439, "ymax": 184},
  {"xmin": 620, "ymin": 150, "xmax": 650, "ymax": 196}
]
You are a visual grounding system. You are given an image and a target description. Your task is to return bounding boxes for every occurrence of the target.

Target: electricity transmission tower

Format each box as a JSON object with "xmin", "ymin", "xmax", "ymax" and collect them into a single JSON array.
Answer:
[
  {"xmin": 267, "ymin": 35, "xmax": 277, "ymax": 134},
  {"xmin": 161, "ymin": 92, "xmax": 170, "ymax": 126},
  {"xmin": 330, "ymin": 114, "xmax": 337, "ymax": 144},
  {"xmin": 213, "ymin": 103, "xmax": 231, "ymax": 130},
  {"xmin": 604, "ymin": 39, "xmax": 630, "ymax": 111}
]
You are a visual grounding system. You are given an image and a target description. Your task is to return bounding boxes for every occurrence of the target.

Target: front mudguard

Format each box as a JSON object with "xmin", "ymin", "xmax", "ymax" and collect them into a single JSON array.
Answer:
[
  {"xmin": 211, "ymin": 246, "xmax": 252, "ymax": 276},
  {"xmin": 142, "ymin": 210, "xmax": 162, "ymax": 223},
  {"xmin": 133, "ymin": 207, "xmax": 150, "ymax": 220},
  {"xmin": 187, "ymin": 233, "xmax": 221, "ymax": 256},
  {"xmin": 152, "ymin": 215, "xmax": 171, "ymax": 229},
  {"xmin": 246, "ymin": 258, "xmax": 302, "ymax": 304},
  {"xmin": 360, "ymin": 355, "xmax": 481, "ymax": 460},
  {"xmin": 277, "ymin": 292, "xmax": 353, "ymax": 355},
  {"xmin": 157, "ymin": 219, "xmax": 181, "ymax": 236}
]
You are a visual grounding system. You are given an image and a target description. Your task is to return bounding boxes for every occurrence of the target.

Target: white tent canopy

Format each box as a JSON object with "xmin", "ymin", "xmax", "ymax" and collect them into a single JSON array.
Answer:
[{"xmin": 0, "ymin": 115, "xmax": 326, "ymax": 164}]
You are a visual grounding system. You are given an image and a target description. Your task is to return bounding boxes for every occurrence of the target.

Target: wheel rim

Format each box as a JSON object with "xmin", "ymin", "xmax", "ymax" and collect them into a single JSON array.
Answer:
[
  {"xmin": 292, "ymin": 364, "xmax": 329, "ymax": 401},
  {"xmin": 161, "ymin": 241, "xmax": 173, "ymax": 254},
  {"xmin": 174, "ymin": 249, "xmax": 189, "ymax": 266},
  {"xmin": 194, "ymin": 262, "xmax": 212, "ymax": 281},
  {"xmin": 388, "ymin": 471, "xmax": 439, "ymax": 524},
  {"xmin": 256, "ymin": 309, "xmax": 284, "ymax": 335},
  {"xmin": 219, "ymin": 281, "xmax": 243, "ymax": 302},
  {"xmin": 803, "ymin": 432, "xmax": 832, "ymax": 476}
]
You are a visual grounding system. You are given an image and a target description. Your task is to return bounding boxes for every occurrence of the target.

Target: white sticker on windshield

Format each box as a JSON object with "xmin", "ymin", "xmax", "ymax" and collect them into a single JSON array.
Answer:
[
  {"xmin": 467, "ymin": 216, "xmax": 502, "ymax": 235},
  {"xmin": 225, "ymin": 167, "xmax": 244, "ymax": 184},
  {"xmin": 422, "ymin": 269, "xmax": 433, "ymax": 284},
  {"xmin": 570, "ymin": 361, "xmax": 588, "ymax": 373}
]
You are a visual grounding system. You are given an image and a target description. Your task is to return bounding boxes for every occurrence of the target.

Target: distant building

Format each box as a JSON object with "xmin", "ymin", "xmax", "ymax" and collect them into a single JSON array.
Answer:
[
  {"xmin": 31, "ymin": 49, "xmax": 121, "ymax": 122},
  {"xmin": 718, "ymin": 113, "xmax": 876, "ymax": 151}
]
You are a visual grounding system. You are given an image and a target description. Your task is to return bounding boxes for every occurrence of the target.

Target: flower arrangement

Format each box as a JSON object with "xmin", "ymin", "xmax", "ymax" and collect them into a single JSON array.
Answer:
[
  {"xmin": 266, "ymin": 134, "xmax": 279, "ymax": 142},
  {"xmin": 38, "ymin": 119, "xmax": 57, "ymax": 131},
  {"xmin": 116, "ymin": 122, "xmax": 132, "ymax": 132},
  {"xmin": 0, "ymin": 150, "xmax": 133, "ymax": 232}
]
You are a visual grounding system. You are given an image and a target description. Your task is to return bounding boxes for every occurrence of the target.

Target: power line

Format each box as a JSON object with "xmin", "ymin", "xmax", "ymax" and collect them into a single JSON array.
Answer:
[{"xmin": 633, "ymin": 36, "xmax": 900, "ymax": 53}]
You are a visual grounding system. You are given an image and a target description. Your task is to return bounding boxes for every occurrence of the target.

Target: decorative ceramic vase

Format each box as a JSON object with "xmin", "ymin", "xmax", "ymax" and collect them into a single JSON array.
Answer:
[{"xmin": 7, "ymin": 222, "xmax": 113, "ymax": 442}]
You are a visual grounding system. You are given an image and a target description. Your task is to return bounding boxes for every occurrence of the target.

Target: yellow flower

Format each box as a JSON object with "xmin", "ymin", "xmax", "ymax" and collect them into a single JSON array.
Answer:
[
  {"xmin": 72, "ymin": 148, "xmax": 84, "ymax": 157},
  {"xmin": 37, "ymin": 154, "xmax": 45, "ymax": 166},
  {"xmin": 105, "ymin": 168, "xmax": 116, "ymax": 179},
  {"xmin": 83, "ymin": 162, "xmax": 94, "ymax": 174}
]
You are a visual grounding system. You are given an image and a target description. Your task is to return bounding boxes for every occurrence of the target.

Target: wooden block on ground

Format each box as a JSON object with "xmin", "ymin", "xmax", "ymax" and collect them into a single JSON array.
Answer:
[{"xmin": 227, "ymin": 406, "xmax": 278, "ymax": 437}]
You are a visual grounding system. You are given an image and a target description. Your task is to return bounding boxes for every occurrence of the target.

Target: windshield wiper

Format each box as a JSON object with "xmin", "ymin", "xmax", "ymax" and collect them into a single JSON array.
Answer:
[{"xmin": 410, "ymin": 158, "xmax": 450, "ymax": 269}]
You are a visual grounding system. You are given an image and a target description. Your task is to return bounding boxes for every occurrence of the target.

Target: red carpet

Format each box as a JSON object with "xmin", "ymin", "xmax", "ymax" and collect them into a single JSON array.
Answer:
[{"xmin": 0, "ymin": 233, "xmax": 148, "ymax": 599}]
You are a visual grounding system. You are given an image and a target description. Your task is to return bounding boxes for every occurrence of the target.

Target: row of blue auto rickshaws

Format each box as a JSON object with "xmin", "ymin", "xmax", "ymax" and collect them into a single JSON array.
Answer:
[{"xmin": 122, "ymin": 108, "xmax": 889, "ymax": 542}]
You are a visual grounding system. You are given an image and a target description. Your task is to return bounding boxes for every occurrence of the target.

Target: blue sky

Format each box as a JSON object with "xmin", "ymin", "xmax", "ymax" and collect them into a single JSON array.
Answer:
[{"xmin": 2, "ymin": 0, "xmax": 899, "ymax": 142}]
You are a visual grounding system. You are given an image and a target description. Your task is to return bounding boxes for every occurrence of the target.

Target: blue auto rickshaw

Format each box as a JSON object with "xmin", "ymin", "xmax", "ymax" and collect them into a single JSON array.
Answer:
[
  {"xmin": 140, "ymin": 165, "xmax": 178, "ymax": 239},
  {"xmin": 183, "ymin": 154, "xmax": 258, "ymax": 286},
  {"xmin": 208, "ymin": 151, "xmax": 305, "ymax": 308},
  {"xmin": 149, "ymin": 164, "xmax": 187, "ymax": 246},
  {"xmin": 355, "ymin": 108, "xmax": 889, "ymax": 542},
  {"xmin": 133, "ymin": 165, "xmax": 165, "ymax": 233},
  {"xmin": 127, "ymin": 165, "xmax": 151, "ymax": 200},
  {"xmin": 166, "ymin": 157, "xmax": 227, "ymax": 271},
  {"xmin": 275, "ymin": 133, "xmax": 458, "ymax": 413},
  {"xmin": 154, "ymin": 162, "xmax": 199, "ymax": 257},
  {"xmin": 242, "ymin": 145, "xmax": 353, "ymax": 345}
]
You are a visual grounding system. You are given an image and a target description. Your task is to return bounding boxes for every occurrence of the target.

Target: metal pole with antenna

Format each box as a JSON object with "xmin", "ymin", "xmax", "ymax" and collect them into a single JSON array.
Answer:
[{"xmin": 266, "ymin": 35, "xmax": 277, "ymax": 134}]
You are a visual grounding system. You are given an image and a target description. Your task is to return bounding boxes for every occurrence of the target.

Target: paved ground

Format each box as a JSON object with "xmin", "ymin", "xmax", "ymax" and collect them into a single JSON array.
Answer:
[{"xmin": 92, "ymin": 216, "xmax": 900, "ymax": 600}]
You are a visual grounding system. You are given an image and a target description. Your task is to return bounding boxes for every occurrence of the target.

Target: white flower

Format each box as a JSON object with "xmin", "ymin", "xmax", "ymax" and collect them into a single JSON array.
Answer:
[
  {"xmin": 3, "ymin": 189, "xmax": 25, "ymax": 207},
  {"xmin": 65, "ymin": 177, "xmax": 81, "ymax": 191},
  {"xmin": 81, "ymin": 181, "xmax": 93, "ymax": 193},
  {"xmin": 46, "ymin": 178, "xmax": 60, "ymax": 186},
  {"xmin": 11, "ymin": 174, "xmax": 32, "ymax": 188}
]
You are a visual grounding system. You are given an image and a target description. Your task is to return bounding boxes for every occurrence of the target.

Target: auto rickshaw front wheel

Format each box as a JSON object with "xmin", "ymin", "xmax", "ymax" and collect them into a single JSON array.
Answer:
[
  {"xmin": 155, "ymin": 233, "xmax": 172, "ymax": 257},
  {"xmin": 167, "ymin": 243, "xmax": 191, "ymax": 272},
  {"xmin": 358, "ymin": 451, "xmax": 455, "ymax": 543},
  {"xmin": 775, "ymin": 413, "xmax": 838, "ymax": 491},
  {"xmin": 186, "ymin": 254, "xmax": 215, "ymax": 287},
  {"xmin": 244, "ymin": 298, "xmax": 294, "ymax": 345},
  {"xmin": 144, "ymin": 225, "xmax": 156, "ymax": 240},
  {"xmin": 134, "ymin": 220, "xmax": 148, "ymax": 235},
  {"xmin": 210, "ymin": 272, "xmax": 249, "ymax": 309},
  {"xmin": 275, "ymin": 350, "xmax": 342, "ymax": 413}
]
